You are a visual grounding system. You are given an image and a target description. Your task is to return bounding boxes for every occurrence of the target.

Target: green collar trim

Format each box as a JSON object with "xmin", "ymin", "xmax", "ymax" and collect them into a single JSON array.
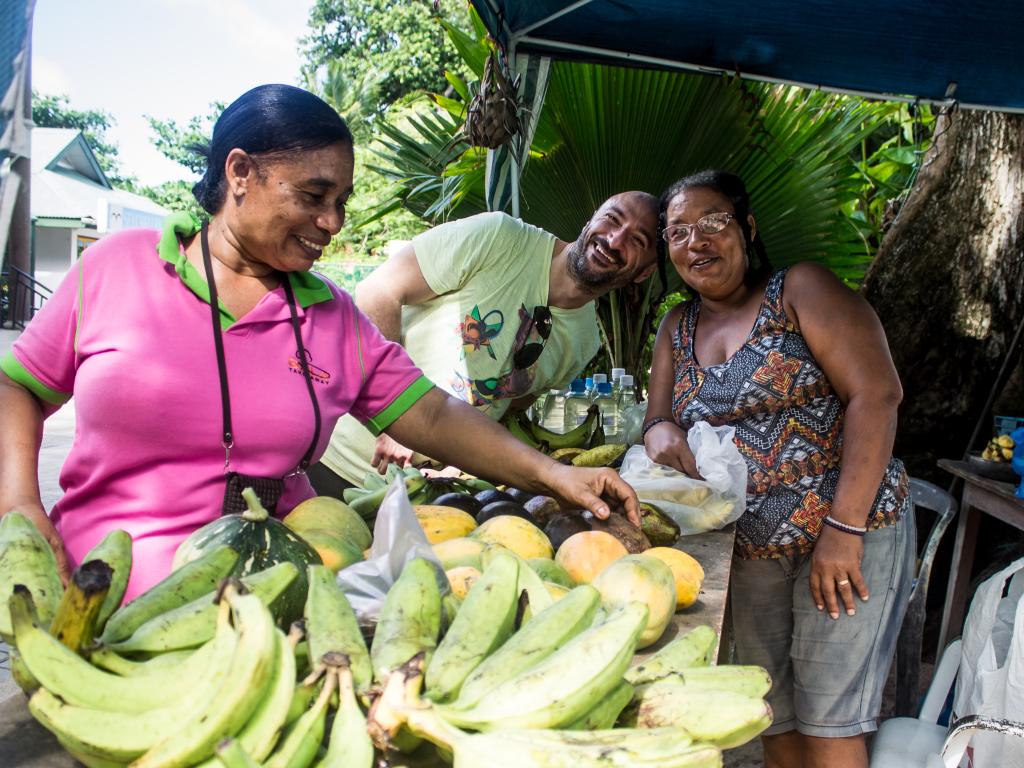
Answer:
[{"xmin": 156, "ymin": 212, "xmax": 334, "ymax": 326}]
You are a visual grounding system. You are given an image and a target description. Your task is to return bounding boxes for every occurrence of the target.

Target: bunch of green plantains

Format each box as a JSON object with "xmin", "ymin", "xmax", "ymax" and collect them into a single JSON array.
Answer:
[{"xmin": 0, "ymin": 511, "xmax": 770, "ymax": 768}]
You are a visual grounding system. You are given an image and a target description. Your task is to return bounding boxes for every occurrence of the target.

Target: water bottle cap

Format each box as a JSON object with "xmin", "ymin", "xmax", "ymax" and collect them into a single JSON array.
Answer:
[
  {"xmin": 549, "ymin": 388, "xmax": 562, "ymax": 395},
  {"xmin": 611, "ymin": 368, "xmax": 626, "ymax": 379},
  {"xmin": 597, "ymin": 382, "xmax": 613, "ymax": 395},
  {"xmin": 584, "ymin": 377, "xmax": 594, "ymax": 388},
  {"xmin": 620, "ymin": 374, "xmax": 634, "ymax": 386},
  {"xmin": 592, "ymin": 373, "xmax": 608, "ymax": 384},
  {"xmin": 570, "ymin": 379, "xmax": 586, "ymax": 392}
]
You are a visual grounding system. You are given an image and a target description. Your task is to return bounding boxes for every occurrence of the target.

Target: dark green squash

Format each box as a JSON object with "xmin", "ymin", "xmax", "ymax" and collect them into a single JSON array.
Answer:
[{"xmin": 172, "ymin": 488, "xmax": 321, "ymax": 625}]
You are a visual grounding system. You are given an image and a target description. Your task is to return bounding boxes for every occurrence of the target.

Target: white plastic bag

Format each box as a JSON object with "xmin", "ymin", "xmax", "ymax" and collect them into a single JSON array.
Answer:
[
  {"xmin": 618, "ymin": 421, "xmax": 747, "ymax": 535},
  {"xmin": 953, "ymin": 557, "xmax": 1024, "ymax": 768},
  {"xmin": 335, "ymin": 476, "xmax": 447, "ymax": 625}
]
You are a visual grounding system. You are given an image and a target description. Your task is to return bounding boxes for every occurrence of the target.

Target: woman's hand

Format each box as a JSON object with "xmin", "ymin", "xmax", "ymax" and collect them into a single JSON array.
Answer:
[
  {"xmin": 7, "ymin": 504, "xmax": 72, "ymax": 586},
  {"xmin": 809, "ymin": 526, "xmax": 870, "ymax": 620},
  {"xmin": 540, "ymin": 463, "xmax": 641, "ymax": 526},
  {"xmin": 644, "ymin": 422, "xmax": 701, "ymax": 478},
  {"xmin": 371, "ymin": 434, "xmax": 415, "ymax": 473}
]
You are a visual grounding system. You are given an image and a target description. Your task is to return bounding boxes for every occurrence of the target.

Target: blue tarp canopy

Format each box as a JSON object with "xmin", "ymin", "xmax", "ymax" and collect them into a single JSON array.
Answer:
[{"xmin": 469, "ymin": 0, "xmax": 1024, "ymax": 113}]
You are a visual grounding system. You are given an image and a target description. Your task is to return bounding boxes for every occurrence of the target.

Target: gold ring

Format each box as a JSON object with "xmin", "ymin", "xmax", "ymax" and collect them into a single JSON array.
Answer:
[{"xmin": 837, "ymin": 578, "xmax": 850, "ymax": 586}]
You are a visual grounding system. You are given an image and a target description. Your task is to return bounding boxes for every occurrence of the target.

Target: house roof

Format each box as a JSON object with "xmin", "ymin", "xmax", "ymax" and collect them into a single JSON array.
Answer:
[{"xmin": 31, "ymin": 128, "xmax": 168, "ymax": 223}]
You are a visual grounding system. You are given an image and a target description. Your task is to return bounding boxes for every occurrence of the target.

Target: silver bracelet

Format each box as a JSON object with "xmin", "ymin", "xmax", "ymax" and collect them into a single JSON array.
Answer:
[{"xmin": 823, "ymin": 515, "xmax": 867, "ymax": 537}]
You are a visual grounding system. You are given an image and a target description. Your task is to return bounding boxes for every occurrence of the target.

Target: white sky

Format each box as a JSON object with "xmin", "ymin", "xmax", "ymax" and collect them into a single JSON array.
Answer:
[{"xmin": 32, "ymin": 0, "xmax": 316, "ymax": 187}]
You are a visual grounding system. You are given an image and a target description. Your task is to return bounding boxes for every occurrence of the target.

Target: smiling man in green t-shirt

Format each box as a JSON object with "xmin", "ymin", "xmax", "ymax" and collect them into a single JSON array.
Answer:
[{"xmin": 314, "ymin": 191, "xmax": 659, "ymax": 488}]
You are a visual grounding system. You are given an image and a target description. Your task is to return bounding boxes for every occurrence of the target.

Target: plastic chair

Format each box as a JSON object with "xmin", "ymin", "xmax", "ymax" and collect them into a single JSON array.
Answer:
[
  {"xmin": 894, "ymin": 478, "xmax": 959, "ymax": 717},
  {"xmin": 871, "ymin": 639, "xmax": 962, "ymax": 767},
  {"xmin": 925, "ymin": 715, "xmax": 1024, "ymax": 767}
]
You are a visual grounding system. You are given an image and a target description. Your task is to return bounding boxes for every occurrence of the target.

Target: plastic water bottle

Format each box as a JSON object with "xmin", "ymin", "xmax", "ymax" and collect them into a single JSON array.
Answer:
[
  {"xmin": 618, "ymin": 374, "xmax": 636, "ymax": 410},
  {"xmin": 563, "ymin": 379, "xmax": 591, "ymax": 430},
  {"xmin": 541, "ymin": 388, "xmax": 567, "ymax": 433},
  {"xmin": 530, "ymin": 390, "xmax": 548, "ymax": 426},
  {"xmin": 594, "ymin": 382, "xmax": 620, "ymax": 439},
  {"xmin": 590, "ymin": 373, "xmax": 607, "ymax": 402},
  {"xmin": 611, "ymin": 367, "xmax": 626, "ymax": 391},
  {"xmin": 584, "ymin": 376, "xmax": 595, "ymax": 401}
]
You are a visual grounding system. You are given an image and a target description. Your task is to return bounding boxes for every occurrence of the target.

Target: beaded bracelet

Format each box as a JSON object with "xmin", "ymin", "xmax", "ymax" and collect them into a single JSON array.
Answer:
[
  {"xmin": 823, "ymin": 515, "xmax": 867, "ymax": 537},
  {"xmin": 641, "ymin": 416, "xmax": 674, "ymax": 440}
]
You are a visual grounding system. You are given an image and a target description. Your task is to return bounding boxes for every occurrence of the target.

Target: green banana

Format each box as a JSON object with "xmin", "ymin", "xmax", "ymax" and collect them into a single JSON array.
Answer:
[
  {"xmin": 425, "ymin": 550, "xmax": 520, "ymax": 702},
  {"xmin": 637, "ymin": 665, "xmax": 772, "ymax": 699},
  {"xmin": 504, "ymin": 411, "xmax": 544, "ymax": 450},
  {"xmin": 625, "ymin": 624, "xmax": 717, "ymax": 684},
  {"xmin": 316, "ymin": 660, "xmax": 375, "ymax": 768},
  {"xmin": 479, "ymin": 545, "xmax": 552, "ymax": 622},
  {"xmin": 105, "ymin": 561, "xmax": 297, "ymax": 653},
  {"xmin": 99, "ymin": 544, "xmax": 239, "ymax": 644},
  {"xmin": 562, "ymin": 680, "xmax": 634, "ymax": 730},
  {"xmin": 287, "ymin": 673, "xmax": 323, "ymax": 728},
  {"xmin": 440, "ymin": 601, "xmax": 648, "ymax": 730},
  {"xmin": 88, "ymin": 647, "xmax": 193, "ymax": 676},
  {"xmin": 48, "ymin": 559, "xmax": 112, "ymax": 652},
  {"xmin": 458, "ymin": 476, "xmax": 497, "ymax": 493},
  {"xmin": 527, "ymin": 404, "xmax": 599, "ymax": 450},
  {"xmin": 27, "ymin": 595, "xmax": 241, "ymax": 763},
  {"xmin": 214, "ymin": 738, "xmax": 263, "ymax": 768},
  {"xmin": 349, "ymin": 475, "xmax": 428, "ymax": 519},
  {"xmin": 264, "ymin": 663, "xmax": 336, "ymax": 768},
  {"xmin": 342, "ymin": 487, "xmax": 370, "ymax": 504},
  {"xmin": 454, "ymin": 584, "xmax": 600, "ymax": 709},
  {"xmin": 399, "ymin": 704, "xmax": 721, "ymax": 768},
  {"xmin": 385, "ymin": 462, "xmax": 404, "ymax": 485},
  {"xmin": 195, "ymin": 628, "xmax": 298, "ymax": 766},
  {"xmin": 0, "ymin": 511, "xmax": 64, "ymax": 640},
  {"xmin": 11, "ymin": 586, "xmax": 237, "ymax": 712},
  {"xmin": 131, "ymin": 587, "xmax": 278, "ymax": 767},
  {"xmin": 81, "ymin": 528, "xmax": 133, "ymax": 631},
  {"xmin": 361, "ymin": 470, "xmax": 388, "ymax": 490},
  {"xmin": 571, "ymin": 443, "xmax": 628, "ymax": 468},
  {"xmin": 304, "ymin": 565, "xmax": 372, "ymax": 692},
  {"xmin": 370, "ymin": 558, "xmax": 442, "ymax": 685},
  {"xmin": 620, "ymin": 686, "xmax": 772, "ymax": 748}
]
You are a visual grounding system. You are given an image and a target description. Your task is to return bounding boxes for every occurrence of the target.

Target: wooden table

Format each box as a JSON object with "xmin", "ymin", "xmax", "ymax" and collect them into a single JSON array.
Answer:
[
  {"xmin": 937, "ymin": 459, "xmax": 1024, "ymax": 652},
  {"xmin": 0, "ymin": 525, "xmax": 737, "ymax": 767}
]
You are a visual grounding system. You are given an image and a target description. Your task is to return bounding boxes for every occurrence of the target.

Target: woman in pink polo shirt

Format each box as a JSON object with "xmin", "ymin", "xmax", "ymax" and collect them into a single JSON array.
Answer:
[{"xmin": 0, "ymin": 84, "xmax": 639, "ymax": 599}]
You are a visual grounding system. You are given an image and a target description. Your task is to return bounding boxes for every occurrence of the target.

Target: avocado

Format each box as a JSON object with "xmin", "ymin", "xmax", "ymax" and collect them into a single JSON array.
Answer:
[
  {"xmin": 432, "ymin": 492, "xmax": 482, "ymax": 516},
  {"xmin": 473, "ymin": 489, "xmax": 514, "ymax": 508},
  {"xmin": 543, "ymin": 512, "xmax": 592, "ymax": 551},
  {"xmin": 476, "ymin": 501, "xmax": 531, "ymax": 524}
]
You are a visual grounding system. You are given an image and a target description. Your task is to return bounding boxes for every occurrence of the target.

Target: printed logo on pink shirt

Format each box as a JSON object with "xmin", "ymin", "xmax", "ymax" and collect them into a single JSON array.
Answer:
[{"xmin": 288, "ymin": 350, "xmax": 331, "ymax": 384}]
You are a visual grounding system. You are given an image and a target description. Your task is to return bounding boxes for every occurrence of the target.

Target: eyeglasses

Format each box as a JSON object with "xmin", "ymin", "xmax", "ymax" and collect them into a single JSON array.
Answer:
[
  {"xmin": 662, "ymin": 212, "xmax": 736, "ymax": 245},
  {"xmin": 513, "ymin": 305, "xmax": 552, "ymax": 370}
]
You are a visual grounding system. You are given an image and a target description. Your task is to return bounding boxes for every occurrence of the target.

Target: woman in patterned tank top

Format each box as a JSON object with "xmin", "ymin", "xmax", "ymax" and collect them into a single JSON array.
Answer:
[{"xmin": 643, "ymin": 171, "xmax": 915, "ymax": 768}]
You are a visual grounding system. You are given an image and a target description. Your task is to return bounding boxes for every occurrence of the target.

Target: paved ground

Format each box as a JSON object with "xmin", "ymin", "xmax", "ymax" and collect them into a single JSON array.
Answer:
[{"xmin": 0, "ymin": 329, "xmax": 76, "ymax": 701}]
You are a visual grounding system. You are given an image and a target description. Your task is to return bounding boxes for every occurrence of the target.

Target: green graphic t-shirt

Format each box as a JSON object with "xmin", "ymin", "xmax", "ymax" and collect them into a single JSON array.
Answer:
[{"xmin": 321, "ymin": 212, "xmax": 600, "ymax": 484}]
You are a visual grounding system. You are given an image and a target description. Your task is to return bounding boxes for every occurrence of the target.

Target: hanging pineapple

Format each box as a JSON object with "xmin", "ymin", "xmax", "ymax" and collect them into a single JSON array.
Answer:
[{"xmin": 465, "ymin": 51, "xmax": 522, "ymax": 150}]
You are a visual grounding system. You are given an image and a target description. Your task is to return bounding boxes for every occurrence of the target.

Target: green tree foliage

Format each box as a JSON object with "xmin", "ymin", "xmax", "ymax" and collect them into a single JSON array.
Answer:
[
  {"xmin": 31, "ymin": 92, "xmax": 131, "ymax": 185},
  {"xmin": 300, "ymin": 0, "xmax": 469, "ymax": 107},
  {"xmin": 146, "ymin": 104, "xmax": 224, "ymax": 176}
]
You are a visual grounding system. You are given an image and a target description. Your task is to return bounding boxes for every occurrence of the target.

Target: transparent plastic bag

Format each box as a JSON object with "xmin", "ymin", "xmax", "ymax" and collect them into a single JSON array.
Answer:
[
  {"xmin": 621, "ymin": 401, "xmax": 648, "ymax": 445},
  {"xmin": 335, "ymin": 476, "xmax": 447, "ymax": 625},
  {"xmin": 619, "ymin": 421, "xmax": 747, "ymax": 535}
]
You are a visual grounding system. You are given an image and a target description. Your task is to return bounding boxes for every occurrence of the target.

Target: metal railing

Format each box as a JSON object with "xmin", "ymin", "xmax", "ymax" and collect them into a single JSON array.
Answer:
[{"xmin": 0, "ymin": 266, "xmax": 52, "ymax": 329}]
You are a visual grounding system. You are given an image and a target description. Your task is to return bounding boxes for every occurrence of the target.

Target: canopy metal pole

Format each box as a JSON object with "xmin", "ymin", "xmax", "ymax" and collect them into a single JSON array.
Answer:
[
  {"xmin": 509, "ymin": 39, "xmax": 520, "ymax": 218},
  {"xmin": 512, "ymin": 0, "xmax": 598, "ymax": 38}
]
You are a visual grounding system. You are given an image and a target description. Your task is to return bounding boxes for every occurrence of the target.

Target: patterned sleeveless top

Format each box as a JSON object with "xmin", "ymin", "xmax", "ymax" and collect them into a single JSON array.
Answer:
[{"xmin": 671, "ymin": 268, "xmax": 909, "ymax": 560}]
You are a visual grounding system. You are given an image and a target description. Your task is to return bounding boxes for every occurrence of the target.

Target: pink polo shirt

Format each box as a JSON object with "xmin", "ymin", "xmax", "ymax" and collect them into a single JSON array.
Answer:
[{"xmin": 1, "ymin": 213, "xmax": 433, "ymax": 599}]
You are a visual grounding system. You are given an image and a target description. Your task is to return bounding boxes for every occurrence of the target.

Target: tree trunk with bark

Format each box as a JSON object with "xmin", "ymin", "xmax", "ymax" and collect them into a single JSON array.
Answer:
[{"xmin": 861, "ymin": 108, "xmax": 1024, "ymax": 481}]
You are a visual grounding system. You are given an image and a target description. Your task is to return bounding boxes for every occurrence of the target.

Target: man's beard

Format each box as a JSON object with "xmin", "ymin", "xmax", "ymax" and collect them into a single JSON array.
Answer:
[{"xmin": 566, "ymin": 232, "xmax": 627, "ymax": 290}]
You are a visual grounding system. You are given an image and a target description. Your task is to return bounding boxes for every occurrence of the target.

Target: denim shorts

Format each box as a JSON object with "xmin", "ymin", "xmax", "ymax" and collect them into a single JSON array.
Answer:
[{"xmin": 729, "ymin": 510, "xmax": 916, "ymax": 738}]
